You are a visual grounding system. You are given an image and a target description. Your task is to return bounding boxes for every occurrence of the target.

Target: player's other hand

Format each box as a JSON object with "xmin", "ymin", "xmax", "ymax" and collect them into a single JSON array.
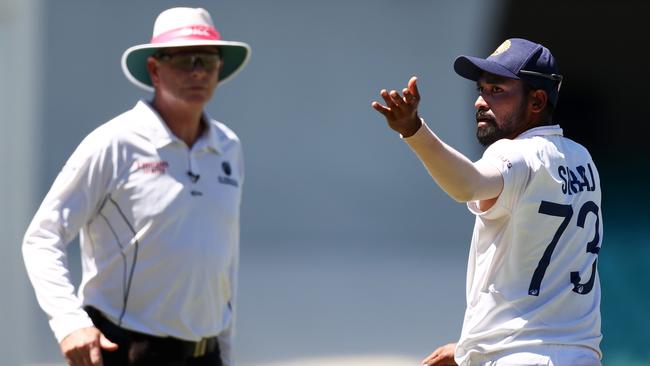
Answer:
[
  {"xmin": 372, "ymin": 76, "xmax": 423, "ymax": 138},
  {"xmin": 421, "ymin": 342, "xmax": 458, "ymax": 366},
  {"xmin": 60, "ymin": 326, "xmax": 118, "ymax": 366}
]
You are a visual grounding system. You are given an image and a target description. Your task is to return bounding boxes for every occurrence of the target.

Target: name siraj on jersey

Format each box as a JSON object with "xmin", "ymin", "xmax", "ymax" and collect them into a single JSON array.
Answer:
[{"xmin": 558, "ymin": 163, "xmax": 597, "ymax": 195}]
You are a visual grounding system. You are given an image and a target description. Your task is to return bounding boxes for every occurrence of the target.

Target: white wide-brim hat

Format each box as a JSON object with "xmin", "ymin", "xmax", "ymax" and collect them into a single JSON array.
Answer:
[{"xmin": 121, "ymin": 7, "xmax": 251, "ymax": 92}]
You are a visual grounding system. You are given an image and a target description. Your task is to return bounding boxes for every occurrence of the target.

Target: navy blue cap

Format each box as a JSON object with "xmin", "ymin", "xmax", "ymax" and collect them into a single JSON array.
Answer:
[{"xmin": 454, "ymin": 38, "xmax": 562, "ymax": 106}]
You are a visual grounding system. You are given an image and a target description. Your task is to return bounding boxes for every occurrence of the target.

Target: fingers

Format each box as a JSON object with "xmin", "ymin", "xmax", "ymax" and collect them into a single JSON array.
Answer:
[
  {"xmin": 403, "ymin": 87, "xmax": 416, "ymax": 103},
  {"xmin": 61, "ymin": 327, "xmax": 108, "ymax": 366},
  {"xmin": 99, "ymin": 334, "xmax": 119, "ymax": 351},
  {"xmin": 421, "ymin": 349, "xmax": 441, "ymax": 365},
  {"xmin": 421, "ymin": 343, "xmax": 457, "ymax": 366},
  {"xmin": 380, "ymin": 89, "xmax": 395, "ymax": 107},
  {"xmin": 408, "ymin": 75, "xmax": 421, "ymax": 99},
  {"xmin": 65, "ymin": 344, "xmax": 101, "ymax": 366},
  {"xmin": 65, "ymin": 347, "xmax": 97, "ymax": 366},
  {"xmin": 378, "ymin": 88, "xmax": 405, "ymax": 107},
  {"xmin": 389, "ymin": 89, "xmax": 406, "ymax": 106},
  {"xmin": 373, "ymin": 88, "xmax": 402, "ymax": 118},
  {"xmin": 421, "ymin": 354, "xmax": 434, "ymax": 365},
  {"xmin": 383, "ymin": 89, "xmax": 413, "ymax": 113},
  {"xmin": 89, "ymin": 343, "xmax": 103, "ymax": 366},
  {"xmin": 371, "ymin": 101, "xmax": 391, "ymax": 117}
]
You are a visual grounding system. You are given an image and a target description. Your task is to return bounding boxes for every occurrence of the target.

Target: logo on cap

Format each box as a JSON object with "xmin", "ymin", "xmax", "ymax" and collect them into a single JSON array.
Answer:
[{"xmin": 491, "ymin": 40, "xmax": 511, "ymax": 57}]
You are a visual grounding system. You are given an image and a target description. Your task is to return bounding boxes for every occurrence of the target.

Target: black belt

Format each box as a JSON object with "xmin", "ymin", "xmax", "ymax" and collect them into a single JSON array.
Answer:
[{"xmin": 85, "ymin": 306, "xmax": 220, "ymax": 360}]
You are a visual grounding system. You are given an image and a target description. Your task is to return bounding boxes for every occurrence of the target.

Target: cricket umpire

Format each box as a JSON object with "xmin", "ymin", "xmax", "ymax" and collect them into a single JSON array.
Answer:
[
  {"xmin": 373, "ymin": 38, "xmax": 603, "ymax": 365},
  {"xmin": 22, "ymin": 7, "xmax": 250, "ymax": 366}
]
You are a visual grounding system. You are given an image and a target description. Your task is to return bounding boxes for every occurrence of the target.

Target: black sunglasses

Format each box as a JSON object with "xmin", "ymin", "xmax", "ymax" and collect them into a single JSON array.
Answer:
[{"xmin": 154, "ymin": 52, "xmax": 222, "ymax": 72}]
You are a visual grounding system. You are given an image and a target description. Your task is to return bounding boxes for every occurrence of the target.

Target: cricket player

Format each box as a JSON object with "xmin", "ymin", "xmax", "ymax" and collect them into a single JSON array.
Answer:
[
  {"xmin": 23, "ymin": 7, "xmax": 250, "ymax": 366},
  {"xmin": 372, "ymin": 38, "xmax": 603, "ymax": 365}
]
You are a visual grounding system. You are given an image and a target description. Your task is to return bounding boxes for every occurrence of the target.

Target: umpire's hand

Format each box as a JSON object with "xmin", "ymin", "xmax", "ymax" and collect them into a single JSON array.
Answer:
[
  {"xmin": 372, "ymin": 76, "xmax": 423, "ymax": 138},
  {"xmin": 421, "ymin": 342, "xmax": 458, "ymax": 366},
  {"xmin": 60, "ymin": 326, "xmax": 118, "ymax": 366}
]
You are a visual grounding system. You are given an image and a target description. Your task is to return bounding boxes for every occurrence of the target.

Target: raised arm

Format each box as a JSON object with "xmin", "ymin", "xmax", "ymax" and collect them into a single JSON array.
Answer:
[{"xmin": 372, "ymin": 76, "xmax": 503, "ymax": 203}]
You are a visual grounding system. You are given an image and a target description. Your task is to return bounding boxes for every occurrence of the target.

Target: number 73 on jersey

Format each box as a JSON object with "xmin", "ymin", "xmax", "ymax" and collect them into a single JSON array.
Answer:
[{"xmin": 528, "ymin": 200, "xmax": 601, "ymax": 296}]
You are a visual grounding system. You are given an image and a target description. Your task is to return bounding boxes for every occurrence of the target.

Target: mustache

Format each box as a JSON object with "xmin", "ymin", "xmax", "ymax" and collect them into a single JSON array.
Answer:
[{"xmin": 476, "ymin": 110, "xmax": 496, "ymax": 123}]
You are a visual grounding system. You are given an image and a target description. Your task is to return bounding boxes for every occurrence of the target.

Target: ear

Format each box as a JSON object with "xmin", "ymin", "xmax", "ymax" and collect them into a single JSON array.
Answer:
[
  {"xmin": 146, "ymin": 56, "xmax": 160, "ymax": 88},
  {"xmin": 217, "ymin": 58, "xmax": 224, "ymax": 80},
  {"xmin": 529, "ymin": 89, "xmax": 548, "ymax": 114}
]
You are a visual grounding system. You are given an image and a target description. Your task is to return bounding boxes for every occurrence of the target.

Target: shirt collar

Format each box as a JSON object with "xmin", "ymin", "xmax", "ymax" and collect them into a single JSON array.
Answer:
[
  {"xmin": 195, "ymin": 113, "xmax": 222, "ymax": 154},
  {"xmin": 515, "ymin": 124, "xmax": 563, "ymax": 140},
  {"xmin": 134, "ymin": 100, "xmax": 222, "ymax": 154}
]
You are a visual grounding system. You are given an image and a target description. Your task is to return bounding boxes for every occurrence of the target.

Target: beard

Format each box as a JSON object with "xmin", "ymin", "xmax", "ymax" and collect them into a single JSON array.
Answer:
[
  {"xmin": 476, "ymin": 119, "xmax": 508, "ymax": 146},
  {"xmin": 475, "ymin": 99, "xmax": 528, "ymax": 146}
]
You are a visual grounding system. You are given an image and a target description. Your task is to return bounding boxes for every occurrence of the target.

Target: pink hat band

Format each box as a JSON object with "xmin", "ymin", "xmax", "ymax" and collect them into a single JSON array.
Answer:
[{"xmin": 151, "ymin": 25, "xmax": 222, "ymax": 44}]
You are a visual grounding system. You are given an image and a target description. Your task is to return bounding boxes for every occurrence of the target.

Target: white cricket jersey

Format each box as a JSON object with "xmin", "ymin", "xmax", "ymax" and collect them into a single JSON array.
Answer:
[
  {"xmin": 22, "ymin": 101, "xmax": 242, "ymax": 363},
  {"xmin": 456, "ymin": 125, "xmax": 602, "ymax": 365}
]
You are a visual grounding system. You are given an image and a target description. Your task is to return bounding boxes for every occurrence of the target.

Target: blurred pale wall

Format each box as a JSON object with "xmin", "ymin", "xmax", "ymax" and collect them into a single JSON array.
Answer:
[
  {"xmin": 0, "ymin": 0, "xmax": 41, "ymax": 364},
  {"xmin": 3, "ymin": 0, "xmax": 504, "ymax": 364}
]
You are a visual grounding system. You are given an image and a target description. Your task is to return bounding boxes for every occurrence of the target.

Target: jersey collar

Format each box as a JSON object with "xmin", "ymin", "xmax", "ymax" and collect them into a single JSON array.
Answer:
[
  {"xmin": 195, "ymin": 114, "xmax": 221, "ymax": 154},
  {"xmin": 135, "ymin": 100, "xmax": 222, "ymax": 154},
  {"xmin": 515, "ymin": 124, "xmax": 563, "ymax": 140}
]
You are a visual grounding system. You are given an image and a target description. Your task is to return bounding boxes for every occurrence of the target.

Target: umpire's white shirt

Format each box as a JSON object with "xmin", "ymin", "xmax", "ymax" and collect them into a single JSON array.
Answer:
[
  {"xmin": 23, "ymin": 101, "xmax": 242, "ymax": 364},
  {"xmin": 457, "ymin": 126, "xmax": 602, "ymax": 365}
]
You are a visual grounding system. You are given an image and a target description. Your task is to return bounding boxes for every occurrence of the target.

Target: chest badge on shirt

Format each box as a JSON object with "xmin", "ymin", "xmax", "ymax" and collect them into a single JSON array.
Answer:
[{"xmin": 218, "ymin": 161, "xmax": 239, "ymax": 187}]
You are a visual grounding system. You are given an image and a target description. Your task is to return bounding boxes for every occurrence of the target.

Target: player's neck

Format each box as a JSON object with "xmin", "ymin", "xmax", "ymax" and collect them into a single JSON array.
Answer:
[{"xmin": 512, "ymin": 111, "xmax": 554, "ymax": 138}]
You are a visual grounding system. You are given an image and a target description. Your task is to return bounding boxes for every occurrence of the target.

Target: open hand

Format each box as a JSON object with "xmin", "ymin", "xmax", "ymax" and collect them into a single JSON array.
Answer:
[{"xmin": 372, "ymin": 76, "xmax": 422, "ymax": 137}]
